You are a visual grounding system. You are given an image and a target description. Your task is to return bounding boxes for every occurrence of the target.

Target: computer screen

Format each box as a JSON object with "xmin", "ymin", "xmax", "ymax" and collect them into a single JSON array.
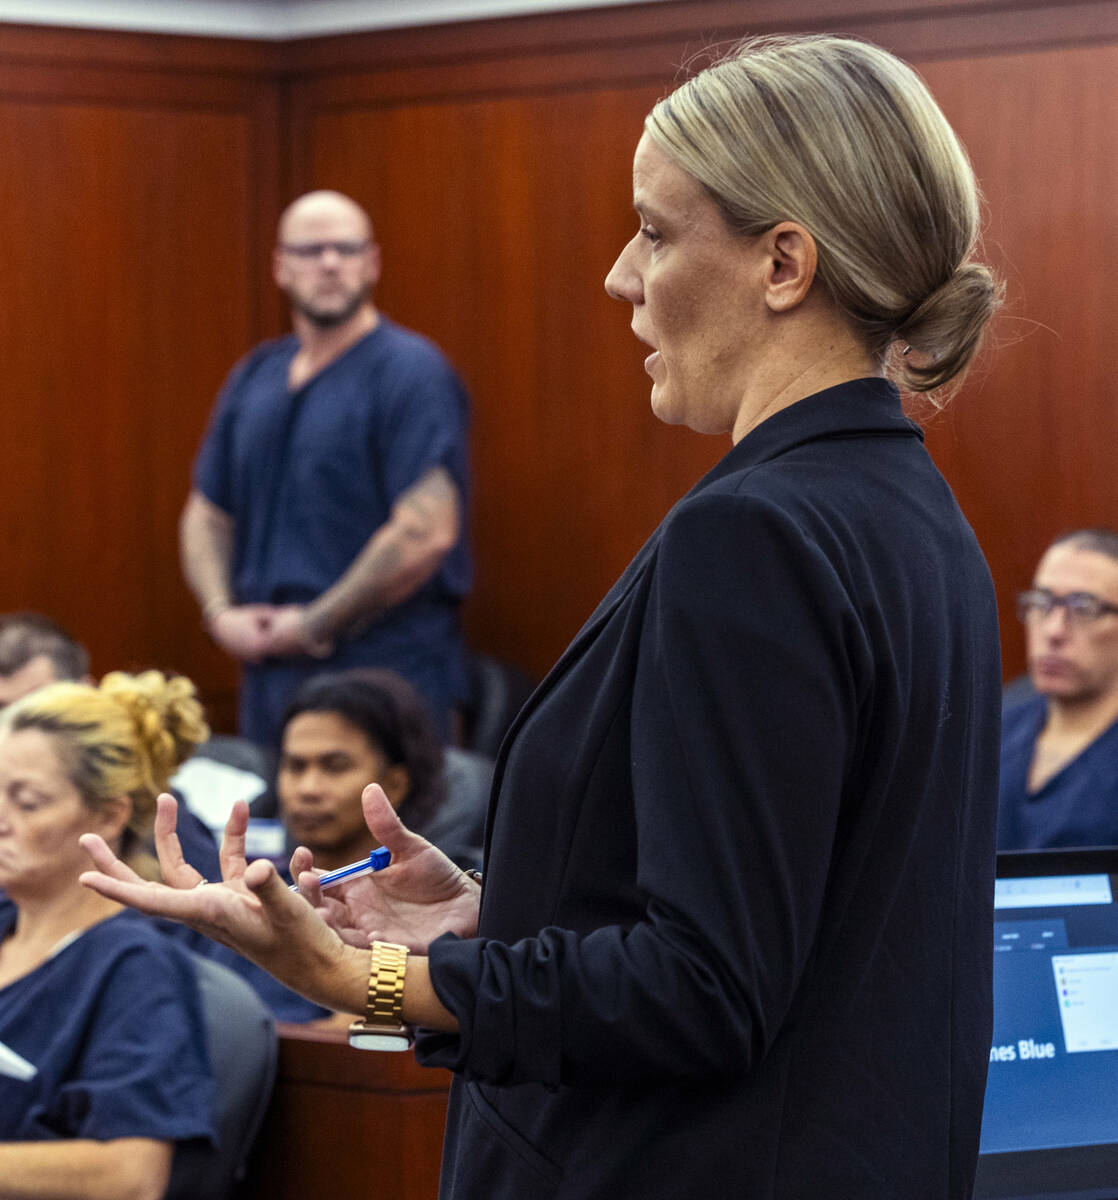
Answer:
[{"xmin": 976, "ymin": 848, "xmax": 1118, "ymax": 1200}]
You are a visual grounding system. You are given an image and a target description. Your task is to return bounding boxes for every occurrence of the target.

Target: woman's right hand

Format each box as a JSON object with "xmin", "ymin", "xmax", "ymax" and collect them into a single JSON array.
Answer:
[{"xmin": 290, "ymin": 783, "xmax": 482, "ymax": 954}]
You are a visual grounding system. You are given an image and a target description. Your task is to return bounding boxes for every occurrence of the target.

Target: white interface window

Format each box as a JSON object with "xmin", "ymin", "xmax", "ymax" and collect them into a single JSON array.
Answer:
[
  {"xmin": 1052, "ymin": 952, "xmax": 1118, "ymax": 1053},
  {"xmin": 995, "ymin": 874, "xmax": 1113, "ymax": 910}
]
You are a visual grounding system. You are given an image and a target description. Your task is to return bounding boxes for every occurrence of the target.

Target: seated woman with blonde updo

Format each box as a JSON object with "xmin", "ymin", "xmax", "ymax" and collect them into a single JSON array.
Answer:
[{"xmin": 0, "ymin": 671, "xmax": 215, "ymax": 1200}]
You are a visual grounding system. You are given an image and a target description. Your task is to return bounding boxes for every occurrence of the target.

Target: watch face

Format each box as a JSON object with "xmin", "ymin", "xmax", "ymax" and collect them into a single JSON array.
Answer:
[{"xmin": 348, "ymin": 1022, "xmax": 413, "ymax": 1052}]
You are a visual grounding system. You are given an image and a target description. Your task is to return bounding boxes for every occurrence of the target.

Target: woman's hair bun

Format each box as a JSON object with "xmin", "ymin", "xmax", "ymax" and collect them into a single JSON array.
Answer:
[
  {"xmin": 99, "ymin": 670, "xmax": 209, "ymax": 796},
  {"xmin": 894, "ymin": 262, "xmax": 1004, "ymax": 397}
]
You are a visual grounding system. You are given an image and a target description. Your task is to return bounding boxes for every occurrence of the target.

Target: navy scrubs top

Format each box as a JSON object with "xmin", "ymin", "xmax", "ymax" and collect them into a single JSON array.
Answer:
[
  {"xmin": 0, "ymin": 910, "xmax": 215, "ymax": 1145},
  {"xmin": 998, "ymin": 694, "xmax": 1118, "ymax": 848}
]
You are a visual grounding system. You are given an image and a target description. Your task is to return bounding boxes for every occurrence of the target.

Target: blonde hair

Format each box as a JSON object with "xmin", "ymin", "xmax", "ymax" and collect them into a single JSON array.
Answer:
[
  {"xmin": 3, "ymin": 670, "xmax": 208, "ymax": 875},
  {"xmin": 646, "ymin": 35, "xmax": 1002, "ymax": 398}
]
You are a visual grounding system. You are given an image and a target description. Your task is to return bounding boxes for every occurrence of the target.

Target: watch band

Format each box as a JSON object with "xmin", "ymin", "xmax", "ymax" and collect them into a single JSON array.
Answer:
[
  {"xmin": 365, "ymin": 940, "xmax": 408, "ymax": 1024},
  {"xmin": 348, "ymin": 940, "xmax": 413, "ymax": 1052}
]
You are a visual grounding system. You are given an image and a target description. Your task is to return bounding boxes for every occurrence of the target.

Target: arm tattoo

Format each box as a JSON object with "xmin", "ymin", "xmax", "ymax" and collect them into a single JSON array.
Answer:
[
  {"xmin": 396, "ymin": 467, "xmax": 458, "ymax": 541},
  {"xmin": 305, "ymin": 467, "xmax": 458, "ymax": 640}
]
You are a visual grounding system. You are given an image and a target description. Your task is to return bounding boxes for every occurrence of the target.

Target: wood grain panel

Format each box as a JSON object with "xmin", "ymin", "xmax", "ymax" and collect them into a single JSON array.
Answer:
[
  {"xmin": 244, "ymin": 1025, "xmax": 449, "ymax": 1200},
  {"xmin": 916, "ymin": 43, "xmax": 1118, "ymax": 678},
  {"xmin": 5, "ymin": 3, "xmax": 1118, "ymax": 719},
  {"xmin": 298, "ymin": 87, "xmax": 727, "ymax": 675},
  {"xmin": 291, "ymin": 4, "xmax": 1118, "ymax": 683},
  {"xmin": 0, "ymin": 33, "xmax": 282, "ymax": 729}
]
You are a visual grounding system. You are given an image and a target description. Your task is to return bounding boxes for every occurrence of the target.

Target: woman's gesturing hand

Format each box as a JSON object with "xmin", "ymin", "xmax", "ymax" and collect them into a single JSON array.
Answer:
[
  {"xmin": 79, "ymin": 794, "xmax": 372, "ymax": 1012},
  {"xmin": 290, "ymin": 783, "xmax": 482, "ymax": 954}
]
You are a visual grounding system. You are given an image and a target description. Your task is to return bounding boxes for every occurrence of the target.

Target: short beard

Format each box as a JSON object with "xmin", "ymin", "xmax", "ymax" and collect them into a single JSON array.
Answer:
[{"xmin": 293, "ymin": 285, "xmax": 370, "ymax": 330}]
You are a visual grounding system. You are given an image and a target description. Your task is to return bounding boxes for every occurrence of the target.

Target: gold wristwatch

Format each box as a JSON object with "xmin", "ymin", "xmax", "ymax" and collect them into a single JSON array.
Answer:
[{"xmin": 348, "ymin": 940, "xmax": 413, "ymax": 1051}]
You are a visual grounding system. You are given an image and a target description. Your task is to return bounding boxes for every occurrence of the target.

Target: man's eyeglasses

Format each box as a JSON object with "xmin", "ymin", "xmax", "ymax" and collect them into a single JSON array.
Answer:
[
  {"xmin": 280, "ymin": 240, "xmax": 369, "ymax": 259},
  {"xmin": 1016, "ymin": 589, "xmax": 1118, "ymax": 624}
]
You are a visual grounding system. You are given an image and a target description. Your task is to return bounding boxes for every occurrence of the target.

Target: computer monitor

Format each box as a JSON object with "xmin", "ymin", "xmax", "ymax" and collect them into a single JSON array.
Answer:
[{"xmin": 976, "ymin": 847, "xmax": 1118, "ymax": 1200}]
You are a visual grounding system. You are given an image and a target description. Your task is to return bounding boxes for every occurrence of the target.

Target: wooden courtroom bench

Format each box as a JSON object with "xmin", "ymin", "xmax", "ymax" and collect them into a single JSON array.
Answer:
[{"xmin": 241, "ymin": 1023, "xmax": 451, "ymax": 1199}]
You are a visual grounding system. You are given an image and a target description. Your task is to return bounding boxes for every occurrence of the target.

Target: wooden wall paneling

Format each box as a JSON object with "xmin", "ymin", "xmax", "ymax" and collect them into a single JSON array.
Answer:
[
  {"xmin": 916, "ymin": 44, "xmax": 1118, "ymax": 678},
  {"xmin": 4, "ymin": 0, "xmax": 1118, "ymax": 713},
  {"xmin": 294, "ymin": 85, "xmax": 728, "ymax": 676},
  {"xmin": 244, "ymin": 1026, "xmax": 450, "ymax": 1199},
  {"xmin": 0, "ymin": 30, "xmax": 285, "ymax": 729},
  {"xmin": 287, "ymin": 0, "xmax": 1118, "ymax": 683}
]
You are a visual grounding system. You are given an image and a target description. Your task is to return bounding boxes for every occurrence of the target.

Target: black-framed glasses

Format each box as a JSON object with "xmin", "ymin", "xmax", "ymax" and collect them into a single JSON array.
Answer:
[
  {"xmin": 1016, "ymin": 589, "xmax": 1118, "ymax": 624},
  {"xmin": 280, "ymin": 240, "xmax": 369, "ymax": 259}
]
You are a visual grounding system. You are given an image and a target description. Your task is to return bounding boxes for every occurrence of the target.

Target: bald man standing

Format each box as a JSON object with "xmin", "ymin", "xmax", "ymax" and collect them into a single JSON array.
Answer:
[{"xmin": 181, "ymin": 191, "xmax": 471, "ymax": 746}]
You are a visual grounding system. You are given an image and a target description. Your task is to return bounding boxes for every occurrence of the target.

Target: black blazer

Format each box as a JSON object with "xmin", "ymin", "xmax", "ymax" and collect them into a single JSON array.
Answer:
[{"xmin": 419, "ymin": 378, "xmax": 1001, "ymax": 1199}]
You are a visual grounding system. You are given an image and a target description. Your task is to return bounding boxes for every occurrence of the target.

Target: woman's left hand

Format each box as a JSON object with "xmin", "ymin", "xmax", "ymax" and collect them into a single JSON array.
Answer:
[
  {"xmin": 79, "ymin": 795, "xmax": 369, "ymax": 1013},
  {"xmin": 288, "ymin": 783, "xmax": 482, "ymax": 954}
]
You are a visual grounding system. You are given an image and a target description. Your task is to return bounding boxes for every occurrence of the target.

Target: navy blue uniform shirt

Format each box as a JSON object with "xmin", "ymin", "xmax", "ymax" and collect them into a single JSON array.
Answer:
[
  {"xmin": 193, "ymin": 318, "xmax": 472, "ymax": 743},
  {"xmin": 0, "ymin": 910, "xmax": 215, "ymax": 1145},
  {"xmin": 998, "ymin": 694, "xmax": 1118, "ymax": 848}
]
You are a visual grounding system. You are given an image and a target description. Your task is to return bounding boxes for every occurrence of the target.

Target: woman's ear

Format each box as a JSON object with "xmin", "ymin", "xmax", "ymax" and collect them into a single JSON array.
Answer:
[
  {"xmin": 92, "ymin": 794, "xmax": 133, "ymax": 843},
  {"xmin": 762, "ymin": 221, "xmax": 818, "ymax": 313},
  {"xmin": 380, "ymin": 764, "xmax": 411, "ymax": 811}
]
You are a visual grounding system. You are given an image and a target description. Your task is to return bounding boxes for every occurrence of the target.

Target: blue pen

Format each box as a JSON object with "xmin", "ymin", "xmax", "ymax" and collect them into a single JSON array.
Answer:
[{"xmin": 289, "ymin": 846, "xmax": 391, "ymax": 893}]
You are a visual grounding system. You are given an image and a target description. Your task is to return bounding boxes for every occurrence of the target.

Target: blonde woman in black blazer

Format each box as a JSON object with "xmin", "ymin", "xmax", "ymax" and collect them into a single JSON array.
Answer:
[{"xmin": 83, "ymin": 34, "xmax": 1003, "ymax": 1200}]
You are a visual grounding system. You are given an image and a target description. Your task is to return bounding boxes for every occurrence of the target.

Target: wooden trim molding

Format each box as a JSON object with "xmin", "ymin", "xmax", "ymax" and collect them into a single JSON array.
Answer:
[
  {"xmin": 279, "ymin": 0, "xmax": 1118, "ymax": 114},
  {"xmin": 290, "ymin": 0, "xmax": 1118, "ymax": 85},
  {"xmin": 0, "ymin": 20, "xmax": 282, "ymax": 73}
]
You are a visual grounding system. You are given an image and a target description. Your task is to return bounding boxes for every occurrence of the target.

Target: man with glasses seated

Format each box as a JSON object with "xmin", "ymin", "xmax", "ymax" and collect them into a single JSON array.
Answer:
[
  {"xmin": 181, "ymin": 190, "xmax": 471, "ymax": 747},
  {"xmin": 999, "ymin": 529, "xmax": 1118, "ymax": 848}
]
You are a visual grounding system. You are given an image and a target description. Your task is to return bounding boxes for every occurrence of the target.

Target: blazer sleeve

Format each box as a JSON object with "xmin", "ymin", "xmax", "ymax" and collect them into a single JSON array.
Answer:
[{"xmin": 420, "ymin": 489, "xmax": 870, "ymax": 1087}]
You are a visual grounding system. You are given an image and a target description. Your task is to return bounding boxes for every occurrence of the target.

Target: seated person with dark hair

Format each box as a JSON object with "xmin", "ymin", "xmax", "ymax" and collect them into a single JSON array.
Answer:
[
  {"xmin": 242, "ymin": 667, "xmax": 492, "ymax": 1023},
  {"xmin": 0, "ymin": 672, "xmax": 215, "ymax": 1200},
  {"xmin": 278, "ymin": 667, "xmax": 488, "ymax": 872},
  {"xmin": 1000, "ymin": 529, "xmax": 1118, "ymax": 848},
  {"xmin": 0, "ymin": 612, "xmax": 91, "ymax": 708}
]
